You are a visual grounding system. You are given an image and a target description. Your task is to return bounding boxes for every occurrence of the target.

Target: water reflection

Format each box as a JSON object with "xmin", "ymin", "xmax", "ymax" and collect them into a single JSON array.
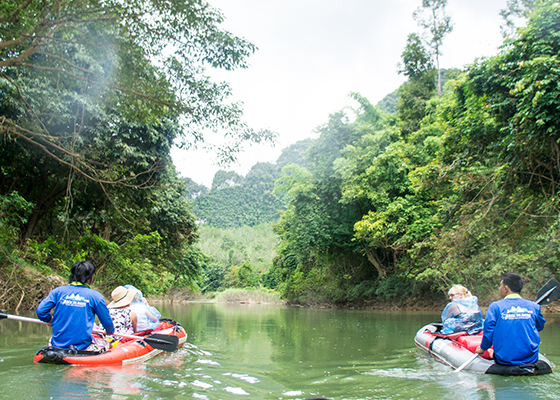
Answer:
[
  {"xmin": 41, "ymin": 364, "xmax": 148, "ymax": 399},
  {"xmin": 0, "ymin": 304, "xmax": 559, "ymax": 399}
]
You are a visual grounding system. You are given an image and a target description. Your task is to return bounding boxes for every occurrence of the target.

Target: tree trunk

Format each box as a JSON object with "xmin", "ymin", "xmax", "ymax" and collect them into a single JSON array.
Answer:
[
  {"xmin": 365, "ymin": 250, "xmax": 387, "ymax": 279},
  {"xmin": 103, "ymin": 223, "xmax": 111, "ymax": 242},
  {"xmin": 436, "ymin": 53, "xmax": 442, "ymax": 96}
]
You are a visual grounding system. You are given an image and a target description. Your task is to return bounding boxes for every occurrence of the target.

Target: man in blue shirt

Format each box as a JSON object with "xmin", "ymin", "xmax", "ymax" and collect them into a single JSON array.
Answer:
[
  {"xmin": 475, "ymin": 273, "xmax": 545, "ymax": 365},
  {"xmin": 36, "ymin": 260, "xmax": 114, "ymax": 350}
]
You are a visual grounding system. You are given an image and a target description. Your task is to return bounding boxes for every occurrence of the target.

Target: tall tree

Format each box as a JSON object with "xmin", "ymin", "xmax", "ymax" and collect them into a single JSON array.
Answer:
[
  {"xmin": 399, "ymin": 33, "xmax": 434, "ymax": 80},
  {"xmin": 413, "ymin": 0, "xmax": 453, "ymax": 96},
  {"xmin": 397, "ymin": 33, "xmax": 436, "ymax": 135},
  {"xmin": 500, "ymin": 0, "xmax": 537, "ymax": 36},
  {"xmin": 0, "ymin": 0, "xmax": 273, "ymax": 235}
]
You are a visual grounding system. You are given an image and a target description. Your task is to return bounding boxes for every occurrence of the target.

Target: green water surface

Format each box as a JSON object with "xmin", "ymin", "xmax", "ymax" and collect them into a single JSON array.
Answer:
[{"xmin": 1, "ymin": 302, "xmax": 559, "ymax": 399}]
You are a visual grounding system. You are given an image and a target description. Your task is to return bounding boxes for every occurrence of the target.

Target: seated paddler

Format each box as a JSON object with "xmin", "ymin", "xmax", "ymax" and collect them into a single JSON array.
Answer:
[
  {"xmin": 440, "ymin": 284, "xmax": 483, "ymax": 335},
  {"xmin": 36, "ymin": 260, "xmax": 114, "ymax": 351},
  {"xmin": 475, "ymin": 273, "xmax": 548, "ymax": 369}
]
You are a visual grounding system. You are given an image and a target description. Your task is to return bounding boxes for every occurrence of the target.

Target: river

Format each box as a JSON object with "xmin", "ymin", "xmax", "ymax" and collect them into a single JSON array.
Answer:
[{"xmin": 0, "ymin": 302, "xmax": 559, "ymax": 399}]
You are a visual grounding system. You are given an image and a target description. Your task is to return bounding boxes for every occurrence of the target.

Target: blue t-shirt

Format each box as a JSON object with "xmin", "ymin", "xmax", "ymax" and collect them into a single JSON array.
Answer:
[
  {"xmin": 480, "ymin": 295, "xmax": 545, "ymax": 365},
  {"xmin": 36, "ymin": 284, "xmax": 114, "ymax": 350}
]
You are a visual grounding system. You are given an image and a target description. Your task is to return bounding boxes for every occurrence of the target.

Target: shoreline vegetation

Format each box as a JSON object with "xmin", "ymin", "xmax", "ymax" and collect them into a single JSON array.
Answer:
[
  {"xmin": 4, "ymin": 273, "xmax": 560, "ymax": 315},
  {"xmin": 2, "ymin": 264, "xmax": 559, "ymax": 315},
  {"xmin": 148, "ymin": 287, "xmax": 560, "ymax": 315}
]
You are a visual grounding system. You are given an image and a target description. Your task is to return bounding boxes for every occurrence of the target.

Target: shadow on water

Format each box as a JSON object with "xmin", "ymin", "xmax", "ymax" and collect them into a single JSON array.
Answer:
[{"xmin": 0, "ymin": 304, "xmax": 559, "ymax": 399}]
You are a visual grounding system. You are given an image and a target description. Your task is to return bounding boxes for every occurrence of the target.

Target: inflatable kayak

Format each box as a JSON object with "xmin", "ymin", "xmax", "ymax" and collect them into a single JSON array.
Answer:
[
  {"xmin": 414, "ymin": 323, "xmax": 553, "ymax": 375},
  {"xmin": 34, "ymin": 319, "xmax": 186, "ymax": 366}
]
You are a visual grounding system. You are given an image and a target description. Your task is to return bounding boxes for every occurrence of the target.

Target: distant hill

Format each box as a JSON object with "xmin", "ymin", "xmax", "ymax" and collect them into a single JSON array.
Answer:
[
  {"xmin": 186, "ymin": 139, "xmax": 313, "ymax": 228},
  {"xmin": 376, "ymin": 89, "xmax": 398, "ymax": 114}
]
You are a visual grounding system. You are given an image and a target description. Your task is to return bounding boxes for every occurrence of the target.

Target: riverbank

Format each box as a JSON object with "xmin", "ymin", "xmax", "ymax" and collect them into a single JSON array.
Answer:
[
  {"xmin": 5, "ymin": 270, "xmax": 560, "ymax": 315},
  {"xmin": 350, "ymin": 297, "xmax": 560, "ymax": 315},
  {"xmin": 149, "ymin": 287, "xmax": 285, "ymax": 305},
  {"xmin": 148, "ymin": 287, "xmax": 560, "ymax": 314}
]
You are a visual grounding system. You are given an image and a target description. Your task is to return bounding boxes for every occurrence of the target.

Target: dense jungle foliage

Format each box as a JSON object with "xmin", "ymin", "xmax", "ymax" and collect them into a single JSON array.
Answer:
[
  {"xmin": 3, "ymin": 0, "xmax": 560, "ymax": 310},
  {"xmin": 0, "ymin": 0, "xmax": 273, "ymax": 311},
  {"xmin": 195, "ymin": 223, "xmax": 279, "ymax": 292},
  {"xmin": 183, "ymin": 141, "xmax": 311, "ymax": 298},
  {"xmin": 268, "ymin": 0, "xmax": 560, "ymax": 305}
]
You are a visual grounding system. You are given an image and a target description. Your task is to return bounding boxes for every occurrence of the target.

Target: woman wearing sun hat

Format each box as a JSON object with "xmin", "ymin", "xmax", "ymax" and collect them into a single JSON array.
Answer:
[{"xmin": 107, "ymin": 286, "xmax": 138, "ymax": 334}]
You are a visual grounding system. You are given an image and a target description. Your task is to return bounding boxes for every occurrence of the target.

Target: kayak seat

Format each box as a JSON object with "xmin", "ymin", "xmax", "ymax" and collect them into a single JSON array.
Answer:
[{"xmin": 456, "ymin": 334, "xmax": 493, "ymax": 359}]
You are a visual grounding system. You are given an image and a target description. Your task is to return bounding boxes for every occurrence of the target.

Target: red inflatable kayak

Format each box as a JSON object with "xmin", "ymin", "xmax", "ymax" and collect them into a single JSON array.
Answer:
[
  {"xmin": 415, "ymin": 323, "xmax": 552, "ymax": 375},
  {"xmin": 34, "ymin": 319, "xmax": 186, "ymax": 366}
]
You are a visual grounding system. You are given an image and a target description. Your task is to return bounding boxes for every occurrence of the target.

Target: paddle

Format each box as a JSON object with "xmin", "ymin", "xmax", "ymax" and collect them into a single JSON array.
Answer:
[
  {"xmin": 453, "ymin": 278, "xmax": 559, "ymax": 373},
  {"xmin": 0, "ymin": 311, "xmax": 179, "ymax": 352},
  {"xmin": 535, "ymin": 278, "xmax": 560, "ymax": 305},
  {"xmin": 97, "ymin": 331, "xmax": 179, "ymax": 352}
]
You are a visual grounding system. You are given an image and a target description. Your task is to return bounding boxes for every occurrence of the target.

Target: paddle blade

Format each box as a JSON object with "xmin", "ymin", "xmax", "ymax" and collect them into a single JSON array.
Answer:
[
  {"xmin": 144, "ymin": 334, "xmax": 179, "ymax": 352},
  {"xmin": 535, "ymin": 278, "xmax": 560, "ymax": 305}
]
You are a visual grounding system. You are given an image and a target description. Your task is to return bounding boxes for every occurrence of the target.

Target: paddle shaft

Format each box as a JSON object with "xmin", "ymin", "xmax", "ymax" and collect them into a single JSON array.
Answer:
[
  {"xmin": 1, "ymin": 312, "xmax": 149, "ymax": 338},
  {"xmin": 94, "ymin": 330, "xmax": 179, "ymax": 352},
  {"xmin": 0, "ymin": 311, "xmax": 179, "ymax": 352},
  {"xmin": 454, "ymin": 353, "xmax": 479, "ymax": 373},
  {"xmin": 94, "ymin": 330, "xmax": 142, "ymax": 340},
  {"xmin": 0, "ymin": 313, "xmax": 50, "ymax": 325}
]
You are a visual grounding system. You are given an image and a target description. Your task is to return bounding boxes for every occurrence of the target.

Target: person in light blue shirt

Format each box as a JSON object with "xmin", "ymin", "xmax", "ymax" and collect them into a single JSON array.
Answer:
[
  {"xmin": 124, "ymin": 284, "xmax": 161, "ymax": 331},
  {"xmin": 441, "ymin": 284, "xmax": 483, "ymax": 335},
  {"xmin": 36, "ymin": 260, "xmax": 114, "ymax": 351},
  {"xmin": 476, "ymin": 273, "xmax": 545, "ymax": 365}
]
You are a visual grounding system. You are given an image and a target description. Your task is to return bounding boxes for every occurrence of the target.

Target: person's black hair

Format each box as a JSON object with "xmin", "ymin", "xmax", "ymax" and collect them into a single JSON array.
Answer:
[
  {"xmin": 69, "ymin": 260, "xmax": 96, "ymax": 284},
  {"xmin": 502, "ymin": 272, "xmax": 523, "ymax": 293}
]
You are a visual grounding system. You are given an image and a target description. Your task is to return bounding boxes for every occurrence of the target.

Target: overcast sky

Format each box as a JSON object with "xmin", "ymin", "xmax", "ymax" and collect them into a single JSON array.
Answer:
[{"xmin": 171, "ymin": 0, "xmax": 509, "ymax": 188}]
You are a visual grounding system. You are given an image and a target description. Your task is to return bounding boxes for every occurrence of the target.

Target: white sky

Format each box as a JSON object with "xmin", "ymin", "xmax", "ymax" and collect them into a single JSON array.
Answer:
[{"xmin": 171, "ymin": 0, "xmax": 509, "ymax": 188}]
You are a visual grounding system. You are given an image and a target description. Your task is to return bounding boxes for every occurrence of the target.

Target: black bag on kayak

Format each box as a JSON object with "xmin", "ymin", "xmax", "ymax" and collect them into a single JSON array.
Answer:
[{"xmin": 485, "ymin": 360, "xmax": 553, "ymax": 376}]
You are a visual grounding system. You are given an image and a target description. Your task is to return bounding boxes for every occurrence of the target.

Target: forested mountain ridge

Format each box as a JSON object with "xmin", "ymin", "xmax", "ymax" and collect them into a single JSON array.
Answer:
[
  {"xmin": 186, "ymin": 139, "xmax": 313, "ymax": 228},
  {"xmin": 186, "ymin": 67, "xmax": 462, "ymax": 231}
]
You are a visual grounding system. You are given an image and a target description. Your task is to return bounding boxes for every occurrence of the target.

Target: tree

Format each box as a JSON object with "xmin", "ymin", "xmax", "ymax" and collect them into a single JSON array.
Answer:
[
  {"xmin": 413, "ymin": 0, "xmax": 453, "ymax": 96},
  {"xmin": 0, "ymin": 0, "xmax": 274, "ymax": 304},
  {"xmin": 407, "ymin": 0, "xmax": 560, "ymax": 290},
  {"xmin": 275, "ymin": 139, "xmax": 313, "ymax": 171},
  {"xmin": 272, "ymin": 99, "xmax": 385, "ymax": 302},
  {"xmin": 399, "ymin": 33, "xmax": 434, "ymax": 80},
  {"xmin": 0, "ymin": 0, "xmax": 273, "ymax": 235},
  {"xmin": 396, "ymin": 33, "xmax": 436, "ymax": 135},
  {"xmin": 500, "ymin": 0, "xmax": 537, "ymax": 36}
]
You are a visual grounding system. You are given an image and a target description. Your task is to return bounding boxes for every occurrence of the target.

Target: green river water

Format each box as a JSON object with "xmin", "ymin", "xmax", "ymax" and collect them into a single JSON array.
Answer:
[{"xmin": 0, "ymin": 302, "xmax": 559, "ymax": 399}]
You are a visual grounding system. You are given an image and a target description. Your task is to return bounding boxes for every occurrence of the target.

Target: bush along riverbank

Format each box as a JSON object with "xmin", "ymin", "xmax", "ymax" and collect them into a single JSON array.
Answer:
[
  {"xmin": 4, "ymin": 272, "xmax": 560, "ymax": 315},
  {"xmin": 150, "ymin": 287, "xmax": 284, "ymax": 305},
  {"xmin": 0, "ymin": 265, "xmax": 66, "ymax": 313},
  {"xmin": 9, "ymin": 268, "xmax": 560, "ymax": 314}
]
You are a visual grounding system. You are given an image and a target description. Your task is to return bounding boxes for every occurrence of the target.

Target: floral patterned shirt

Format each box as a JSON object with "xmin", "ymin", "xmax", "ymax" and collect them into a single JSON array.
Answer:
[{"xmin": 109, "ymin": 307, "xmax": 133, "ymax": 335}]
